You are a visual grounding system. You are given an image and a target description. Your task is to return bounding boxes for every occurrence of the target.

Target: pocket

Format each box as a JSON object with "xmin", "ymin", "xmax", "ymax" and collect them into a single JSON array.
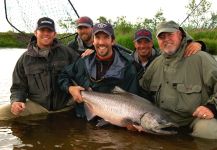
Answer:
[
  {"xmin": 177, "ymin": 84, "xmax": 201, "ymax": 93},
  {"xmin": 149, "ymin": 82, "xmax": 161, "ymax": 104},
  {"xmin": 176, "ymin": 83, "xmax": 202, "ymax": 115},
  {"xmin": 25, "ymin": 65, "xmax": 44, "ymax": 75},
  {"xmin": 24, "ymin": 66, "xmax": 46, "ymax": 90}
]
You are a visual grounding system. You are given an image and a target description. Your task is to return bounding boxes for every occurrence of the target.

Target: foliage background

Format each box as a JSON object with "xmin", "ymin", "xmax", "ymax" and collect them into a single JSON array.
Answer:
[{"xmin": 1, "ymin": 0, "xmax": 216, "ymax": 53}]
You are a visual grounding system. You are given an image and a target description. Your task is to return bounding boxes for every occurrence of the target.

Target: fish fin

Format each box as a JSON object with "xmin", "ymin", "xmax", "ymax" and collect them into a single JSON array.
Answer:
[
  {"xmin": 133, "ymin": 124, "xmax": 144, "ymax": 132},
  {"xmin": 121, "ymin": 119, "xmax": 143, "ymax": 132},
  {"xmin": 84, "ymin": 104, "xmax": 96, "ymax": 121},
  {"xmin": 111, "ymin": 86, "xmax": 127, "ymax": 94},
  {"xmin": 96, "ymin": 119, "xmax": 109, "ymax": 127}
]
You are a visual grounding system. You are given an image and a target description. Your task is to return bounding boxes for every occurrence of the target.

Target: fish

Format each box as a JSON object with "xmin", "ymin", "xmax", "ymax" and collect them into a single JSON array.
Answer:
[{"xmin": 81, "ymin": 87, "xmax": 178, "ymax": 135}]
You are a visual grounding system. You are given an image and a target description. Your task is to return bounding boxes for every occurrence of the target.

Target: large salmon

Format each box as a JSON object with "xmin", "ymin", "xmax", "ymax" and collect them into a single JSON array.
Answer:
[{"xmin": 81, "ymin": 87, "xmax": 178, "ymax": 135}]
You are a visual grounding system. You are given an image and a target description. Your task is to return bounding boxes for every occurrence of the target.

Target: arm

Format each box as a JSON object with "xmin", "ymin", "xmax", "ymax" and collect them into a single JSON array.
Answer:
[
  {"xmin": 67, "ymin": 33, "xmax": 78, "ymax": 51},
  {"xmin": 10, "ymin": 54, "xmax": 28, "ymax": 115},
  {"xmin": 58, "ymin": 62, "xmax": 78, "ymax": 93},
  {"xmin": 64, "ymin": 46, "xmax": 80, "ymax": 64},
  {"xmin": 196, "ymin": 40, "xmax": 207, "ymax": 52},
  {"xmin": 121, "ymin": 64, "xmax": 139, "ymax": 95},
  {"xmin": 58, "ymin": 60, "xmax": 85, "ymax": 102},
  {"xmin": 10, "ymin": 54, "xmax": 28, "ymax": 104},
  {"xmin": 81, "ymin": 49, "xmax": 94, "ymax": 58},
  {"xmin": 193, "ymin": 53, "xmax": 217, "ymax": 119},
  {"xmin": 184, "ymin": 41, "xmax": 202, "ymax": 57}
]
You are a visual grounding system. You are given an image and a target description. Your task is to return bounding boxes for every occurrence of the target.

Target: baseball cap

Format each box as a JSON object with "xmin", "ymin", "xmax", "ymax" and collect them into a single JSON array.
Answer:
[
  {"xmin": 76, "ymin": 16, "xmax": 93, "ymax": 27},
  {"xmin": 36, "ymin": 17, "xmax": 55, "ymax": 31},
  {"xmin": 156, "ymin": 20, "xmax": 179, "ymax": 37},
  {"xmin": 134, "ymin": 29, "xmax": 152, "ymax": 41},
  {"xmin": 93, "ymin": 23, "xmax": 114, "ymax": 37}
]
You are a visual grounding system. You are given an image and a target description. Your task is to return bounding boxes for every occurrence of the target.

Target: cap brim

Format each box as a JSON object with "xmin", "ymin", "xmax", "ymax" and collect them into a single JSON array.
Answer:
[
  {"xmin": 134, "ymin": 36, "xmax": 152, "ymax": 42},
  {"xmin": 37, "ymin": 26, "xmax": 55, "ymax": 31},
  {"xmin": 77, "ymin": 23, "xmax": 92, "ymax": 27},
  {"xmin": 93, "ymin": 29, "xmax": 112, "ymax": 36},
  {"xmin": 156, "ymin": 28, "xmax": 178, "ymax": 37}
]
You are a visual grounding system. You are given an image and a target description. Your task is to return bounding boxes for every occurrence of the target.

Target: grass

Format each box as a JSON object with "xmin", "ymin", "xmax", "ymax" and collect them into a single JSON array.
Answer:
[{"xmin": 0, "ymin": 29, "xmax": 217, "ymax": 54}]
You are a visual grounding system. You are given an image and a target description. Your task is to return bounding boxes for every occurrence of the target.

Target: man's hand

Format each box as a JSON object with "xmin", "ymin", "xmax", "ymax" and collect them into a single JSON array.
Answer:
[
  {"xmin": 68, "ymin": 86, "xmax": 85, "ymax": 103},
  {"xmin": 81, "ymin": 49, "xmax": 94, "ymax": 58},
  {"xmin": 184, "ymin": 42, "xmax": 201, "ymax": 57},
  {"xmin": 192, "ymin": 106, "xmax": 214, "ymax": 119},
  {"xmin": 11, "ymin": 102, "xmax": 25, "ymax": 115},
  {"xmin": 126, "ymin": 124, "xmax": 138, "ymax": 131}
]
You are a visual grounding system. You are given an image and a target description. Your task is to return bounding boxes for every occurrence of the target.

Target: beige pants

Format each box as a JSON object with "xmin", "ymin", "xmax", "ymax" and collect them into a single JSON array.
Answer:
[
  {"xmin": 191, "ymin": 118, "xmax": 217, "ymax": 139},
  {"xmin": 0, "ymin": 101, "xmax": 74, "ymax": 120}
]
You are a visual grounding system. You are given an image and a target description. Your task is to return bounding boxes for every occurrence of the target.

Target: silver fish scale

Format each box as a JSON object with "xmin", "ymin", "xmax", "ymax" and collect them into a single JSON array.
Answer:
[{"xmin": 81, "ymin": 89, "xmax": 177, "ymax": 134}]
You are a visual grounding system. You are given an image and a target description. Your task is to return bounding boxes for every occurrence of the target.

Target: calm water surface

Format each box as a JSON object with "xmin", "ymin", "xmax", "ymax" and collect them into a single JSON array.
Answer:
[{"xmin": 0, "ymin": 48, "xmax": 217, "ymax": 150}]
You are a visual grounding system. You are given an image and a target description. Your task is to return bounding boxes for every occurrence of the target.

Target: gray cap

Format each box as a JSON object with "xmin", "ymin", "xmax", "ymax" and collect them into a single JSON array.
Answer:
[{"xmin": 156, "ymin": 20, "xmax": 179, "ymax": 37}]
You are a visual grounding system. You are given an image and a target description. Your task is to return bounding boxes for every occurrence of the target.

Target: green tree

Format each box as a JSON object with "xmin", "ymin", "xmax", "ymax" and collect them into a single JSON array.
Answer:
[
  {"xmin": 185, "ymin": 0, "xmax": 212, "ymax": 28},
  {"xmin": 58, "ymin": 17, "xmax": 76, "ymax": 33},
  {"xmin": 135, "ymin": 9, "xmax": 166, "ymax": 32},
  {"xmin": 207, "ymin": 12, "xmax": 217, "ymax": 29},
  {"xmin": 152, "ymin": 9, "xmax": 166, "ymax": 31},
  {"xmin": 97, "ymin": 16, "xmax": 112, "ymax": 23},
  {"xmin": 113, "ymin": 16, "xmax": 134, "ymax": 35}
]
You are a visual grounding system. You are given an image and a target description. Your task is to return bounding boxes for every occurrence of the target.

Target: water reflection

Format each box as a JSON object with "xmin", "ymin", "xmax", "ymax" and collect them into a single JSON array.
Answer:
[
  {"xmin": 0, "ymin": 110, "xmax": 217, "ymax": 150},
  {"xmin": 0, "ymin": 127, "xmax": 22, "ymax": 150},
  {"xmin": 0, "ymin": 48, "xmax": 25, "ymax": 104}
]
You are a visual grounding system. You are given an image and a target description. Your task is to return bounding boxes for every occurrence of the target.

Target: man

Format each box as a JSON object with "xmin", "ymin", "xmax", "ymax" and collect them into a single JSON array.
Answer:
[
  {"xmin": 58, "ymin": 22, "xmax": 138, "ymax": 118},
  {"xmin": 0, "ymin": 17, "xmax": 79, "ymax": 120},
  {"xmin": 132, "ymin": 29, "xmax": 160, "ymax": 79},
  {"xmin": 68, "ymin": 16, "xmax": 94, "ymax": 57},
  {"xmin": 140, "ymin": 20, "xmax": 217, "ymax": 139}
]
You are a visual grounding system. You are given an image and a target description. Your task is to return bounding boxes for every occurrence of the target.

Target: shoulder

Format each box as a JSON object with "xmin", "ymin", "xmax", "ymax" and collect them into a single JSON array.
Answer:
[
  {"xmin": 197, "ymin": 51, "xmax": 215, "ymax": 58},
  {"xmin": 153, "ymin": 48, "xmax": 160, "ymax": 57},
  {"xmin": 19, "ymin": 48, "xmax": 33, "ymax": 59},
  {"xmin": 114, "ymin": 46, "xmax": 133, "ymax": 63},
  {"xmin": 68, "ymin": 39, "xmax": 77, "ymax": 48},
  {"xmin": 149, "ymin": 54, "xmax": 163, "ymax": 66},
  {"xmin": 188, "ymin": 51, "xmax": 217, "ymax": 66},
  {"xmin": 187, "ymin": 51, "xmax": 215, "ymax": 62},
  {"xmin": 143, "ymin": 55, "xmax": 163, "ymax": 76},
  {"xmin": 55, "ymin": 43, "xmax": 72, "ymax": 54}
]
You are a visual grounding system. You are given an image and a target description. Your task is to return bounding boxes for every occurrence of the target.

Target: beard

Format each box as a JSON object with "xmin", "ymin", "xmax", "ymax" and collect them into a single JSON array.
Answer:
[
  {"xmin": 162, "ymin": 43, "xmax": 179, "ymax": 55},
  {"xmin": 80, "ymin": 33, "xmax": 92, "ymax": 42}
]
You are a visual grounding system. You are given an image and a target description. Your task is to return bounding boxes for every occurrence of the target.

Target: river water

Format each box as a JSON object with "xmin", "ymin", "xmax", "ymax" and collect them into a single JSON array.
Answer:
[{"xmin": 0, "ymin": 48, "xmax": 217, "ymax": 150}]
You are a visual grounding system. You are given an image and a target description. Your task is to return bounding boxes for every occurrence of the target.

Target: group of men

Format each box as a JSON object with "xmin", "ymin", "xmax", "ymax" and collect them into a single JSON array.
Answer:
[{"xmin": 0, "ymin": 16, "xmax": 216, "ymax": 139}]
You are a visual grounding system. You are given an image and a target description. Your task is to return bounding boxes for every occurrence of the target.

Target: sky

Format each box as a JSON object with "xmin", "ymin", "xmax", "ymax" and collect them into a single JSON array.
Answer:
[{"xmin": 0, "ymin": 0, "xmax": 216, "ymax": 32}]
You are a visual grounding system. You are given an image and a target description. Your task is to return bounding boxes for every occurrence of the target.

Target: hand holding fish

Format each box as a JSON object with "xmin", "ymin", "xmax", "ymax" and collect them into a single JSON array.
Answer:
[{"xmin": 68, "ymin": 86, "xmax": 85, "ymax": 103}]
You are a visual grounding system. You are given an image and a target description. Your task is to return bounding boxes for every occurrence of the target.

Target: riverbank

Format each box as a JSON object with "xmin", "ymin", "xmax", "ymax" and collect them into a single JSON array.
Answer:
[
  {"xmin": 0, "ymin": 32, "xmax": 32, "ymax": 48},
  {"xmin": 0, "ymin": 30, "xmax": 216, "ymax": 54}
]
